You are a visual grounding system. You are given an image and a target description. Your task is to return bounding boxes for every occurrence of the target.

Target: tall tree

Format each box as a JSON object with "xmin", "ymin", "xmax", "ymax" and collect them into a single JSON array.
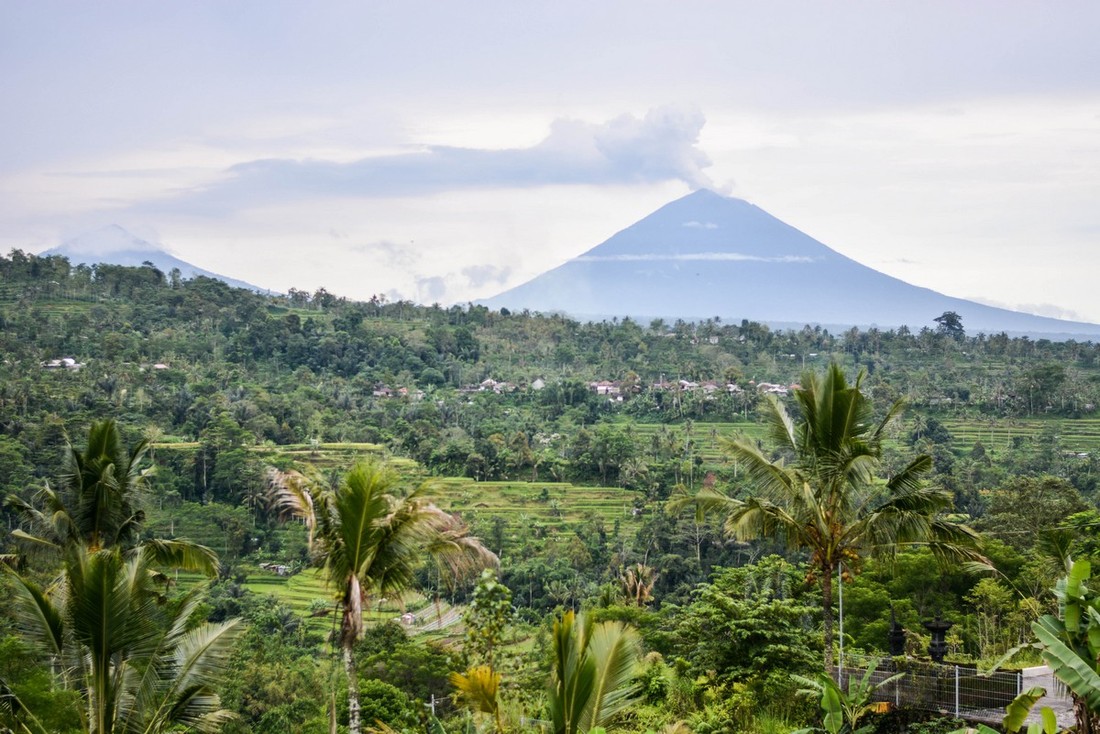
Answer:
[
  {"xmin": 676, "ymin": 364, "xmax": 983, "ymax": 669},
  {"xmin": 269, "ymin": 461, "xmax": 496, "ymax": 734}
]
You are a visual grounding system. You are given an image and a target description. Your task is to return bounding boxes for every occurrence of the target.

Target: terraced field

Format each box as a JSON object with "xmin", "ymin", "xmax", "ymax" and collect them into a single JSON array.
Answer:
[
  {"xmin": 179, "ymin": 569, "xmax": 465, "ymax": 639},
  {"xmin": 429, "ymin": 477, "xmax": 637, "ymax": 531},
  {"xmin": 629, "ymin": 421, "xmax": 766, "ymax": 465},
  {"xmin": 938, "ymin": 417, "xmax": 1100, "ymax": 456},
  {"xmin": 155, "ymin": 413, "xmax": 1100, "ymax": 637},
  {"xmin": 633, "ymin": 416, "xmax": 1100, "ymax": 462}
]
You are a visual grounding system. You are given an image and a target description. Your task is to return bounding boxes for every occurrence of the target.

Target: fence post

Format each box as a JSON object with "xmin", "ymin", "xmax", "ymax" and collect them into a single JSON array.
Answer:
[
  {"xmin": 1018, "ymin": 670, "xmax": 1022, "ymax": 696},
  {"xmin": 954, "ymin": 665, "xmax": 960, "ymax": 717}
]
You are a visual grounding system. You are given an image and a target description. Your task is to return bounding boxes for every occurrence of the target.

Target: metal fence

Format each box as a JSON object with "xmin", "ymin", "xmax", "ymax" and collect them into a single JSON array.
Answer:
[{"xmin": 834, "ymin": 657, "xmax": 1024, "ymax": 723}]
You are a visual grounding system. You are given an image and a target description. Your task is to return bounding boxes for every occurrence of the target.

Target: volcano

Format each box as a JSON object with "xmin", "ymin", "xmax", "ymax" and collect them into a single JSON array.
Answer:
[
  {"xmin": 43, "ymin": 225, "xmax": 267, "ymax": 293},
  {"xmin": 482, "ymin": 190, "xmax": 1100, "ymax": 338}
]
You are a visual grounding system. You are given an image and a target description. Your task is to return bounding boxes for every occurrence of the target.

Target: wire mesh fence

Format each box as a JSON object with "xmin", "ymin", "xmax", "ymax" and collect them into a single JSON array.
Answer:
[{"xmin": 833, "ymin": 656, "xmax": 1028, "ymax": 723}]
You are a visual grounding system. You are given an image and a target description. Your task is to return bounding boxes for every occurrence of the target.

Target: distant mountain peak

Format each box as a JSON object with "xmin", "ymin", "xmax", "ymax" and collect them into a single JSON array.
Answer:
[
  {"xmin": 481, "ymin": 190, "xmax": 1100, "ymax": 339},
  {"xmin": 59, "ymin": 225, "xmax": 168, "ymax": 257},
  {"xmin": 43, "ymin": 227, "xmax": 268, "ymax": 293}
]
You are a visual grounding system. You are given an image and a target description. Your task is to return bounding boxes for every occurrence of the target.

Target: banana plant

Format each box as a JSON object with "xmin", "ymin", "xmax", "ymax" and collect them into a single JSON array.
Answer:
[
  {"xmin": 951, "ymin": 687, "xmax": 1061, "ymax": 734},
  {"xmin": 992, "ymin": 560, "xmax": 1100, "ymax": 733},
  {"xmin": 793, "ymin": 659, "xmax": 904, "ymax": 734}
]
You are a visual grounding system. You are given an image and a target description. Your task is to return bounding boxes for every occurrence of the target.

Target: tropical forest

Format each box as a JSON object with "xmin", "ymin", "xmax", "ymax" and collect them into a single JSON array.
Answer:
[{"xmin": 4, "ymin": 250, "xmax": 1100, "ymax": 734}]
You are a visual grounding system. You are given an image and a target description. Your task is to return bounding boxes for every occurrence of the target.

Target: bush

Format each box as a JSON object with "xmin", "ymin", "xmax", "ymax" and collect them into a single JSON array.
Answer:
[{"xmin": 357, "ymin": 679, "xmax": 421, "ymax": 732}]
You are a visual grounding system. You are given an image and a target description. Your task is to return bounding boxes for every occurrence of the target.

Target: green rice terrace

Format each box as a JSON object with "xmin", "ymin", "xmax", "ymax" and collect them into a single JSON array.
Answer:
[
  {"xmin": 937, "ymin": 416, "xmax": 1100, "ymax": 456},
  {"xmin": 176, "ymin": 569, "xmax": 467, "ymax": 641},
  {"xmin": 148, "ymin": 413, "xmax": 1100, "ymax": 650}
]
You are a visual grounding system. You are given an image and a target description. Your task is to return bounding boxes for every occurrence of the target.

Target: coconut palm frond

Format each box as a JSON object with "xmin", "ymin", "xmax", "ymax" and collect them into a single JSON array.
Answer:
[
  {"xmin": 885, "ymin": 455, "xmax": 934, "ymax": 497},
  {"xmin": 426, "ymin": 510, "xmax": 499, "ymax": 583},
  {"xmin": 548, "ymin": 610, "xmax": 596, "ymax": 734},
  {"xmin": 450, "ymin": 665, "xmax": 500, "ymax": 716},
  {"xmin": 139, "ymin": 619, "xmax": 242, "ymax": 733},
  {"xmin": 3, "ymin": 566, "xmax": 64, "ymax": 658},
  {"xmin": 138, "ymin": 538, "xmax": 220, "ymax": 577},
  {"xmin": 721, "ymin": 437, "xmax": 799, "ymax": 502},
  {"xmin": 758, "ymin": 394, "xmax": 798, "ymax": 453},
  {"xmin": 727, "ymin": 496, "xmax": 811, "ymax": 548},
  {"xmin": 265, "ymin": 466, "xmax": 317, "ymax": 546},
  {"xmin": 584, "ymin": 620, "xmax": 643, "ymax": 731}
]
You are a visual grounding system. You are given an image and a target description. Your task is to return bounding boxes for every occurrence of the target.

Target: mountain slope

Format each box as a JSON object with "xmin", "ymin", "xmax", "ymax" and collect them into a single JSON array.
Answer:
[
  {"xmin": 482, "ymin": 190, "xmax": 1100, "ymax": 338},
  {"xmin": 43, "ymin": 225, "xmax": 267, "ymax": 293}
]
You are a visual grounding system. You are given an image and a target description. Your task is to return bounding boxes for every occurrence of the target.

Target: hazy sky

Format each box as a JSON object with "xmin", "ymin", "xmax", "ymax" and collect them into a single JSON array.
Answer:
[{"xmin": 3, "ymin": 2, "xmax": 1100, "ymax": 321}]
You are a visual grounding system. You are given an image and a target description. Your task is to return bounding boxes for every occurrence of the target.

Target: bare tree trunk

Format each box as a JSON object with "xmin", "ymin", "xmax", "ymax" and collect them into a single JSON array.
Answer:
[
  {"xmin": 344, "ymin": 642, "xmax": 360, "ymax": 734},
  {"xmin": 822, "ymin": 565, "xmax": 835, "ymax": 672}
]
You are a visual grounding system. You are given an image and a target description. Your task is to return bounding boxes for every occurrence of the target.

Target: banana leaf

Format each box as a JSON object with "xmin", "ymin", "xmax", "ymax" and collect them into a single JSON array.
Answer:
[
  {"xmin": 1033, "ymin": 620, "xmax": 1100, "ymax": 711},
  {"xmin": 1003, "ymin": 686, "xmax": 1046, "ymax": 733}
]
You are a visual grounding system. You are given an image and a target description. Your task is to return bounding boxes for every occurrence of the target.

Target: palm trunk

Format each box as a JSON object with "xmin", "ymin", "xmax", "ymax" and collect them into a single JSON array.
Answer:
[
  {"xmin": 343, "ymin": 576, "xmax": 364, "ymax": 734},
  {"xmin": 344, "ymin": 641, "xmax": 361, "ymax": 734},
  {"xmin": 821, "ymin": 565, "xmax": 835, "ymax": 672}
]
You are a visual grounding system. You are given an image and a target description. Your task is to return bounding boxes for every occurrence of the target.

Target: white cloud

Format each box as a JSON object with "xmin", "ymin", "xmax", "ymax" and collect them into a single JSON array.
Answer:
[
  {"xmin": 575, "ymin": 252, "xmax": 816, "ymax": 263},
  {"xmin": 135, "ymin": 105, "xmax": 714, "ymax": 216},
  {"xmin": 971, "ymin": 296, "xmax": 1084, "ymax": 322}
]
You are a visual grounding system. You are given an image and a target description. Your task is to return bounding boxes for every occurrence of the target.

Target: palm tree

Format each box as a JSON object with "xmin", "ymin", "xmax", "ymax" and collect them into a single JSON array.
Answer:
[
  {"xmin": 6, "ymin": 419, "xmax": 218, "ymax": 573},
  {"xmin": 270, "ymin": 460, "xmax": 497, "ymax": 734},
  {"xmin": 2, "ymin": 420, "xmax": 232, "ymax": 733},
  {"xmin": 7, "ymin": 419, "xmax": 152, "ymax": 553},
  {"xmin": 618, "ymin": 564, "xmax": 657, "ymax": 607},
  {"xmin": 59, "ymin": 419, "xmax": 153, "ymax": 550},
  {"xmin": 547, "ymin": 610, "xmax": 642, "ymax": 734},
  {"xmin": 3, "ymin": 545, "xmax": 239, "ymax": 734},
  {"xmin": 676, "ymin": 364, "xmax": 984, "ymax": 669},
  {"xmin": 450, "ymin": 665, "xmax": 504, "ymax": 733}
]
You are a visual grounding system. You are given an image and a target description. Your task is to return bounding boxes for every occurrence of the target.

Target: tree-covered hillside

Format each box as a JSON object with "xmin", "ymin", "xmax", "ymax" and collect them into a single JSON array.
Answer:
[{"xmin": 4, "ymin": 249, "xmax": 1100, "ymax": 733}]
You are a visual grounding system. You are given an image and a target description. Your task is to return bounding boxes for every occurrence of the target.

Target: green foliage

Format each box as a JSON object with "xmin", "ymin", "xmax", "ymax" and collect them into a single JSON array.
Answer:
[
  {"xmin": 218, "ymin": 625, "xmax": 330, "ymax": 734},
  {"xmin": 464, "ymin": 569, "xmax": 514, "ymax": 667},
  {"xmin": 357, "ymin": 678, "xmax": 422, "ymax": 733},
  {"xmin": 11, "ymin": 255, "xmax": 1100, "ymax": 729},
  {"xmin": 678, "ymin": 363, "xmax": 985, "ymax": 666},
  {"xmin": 3, "ymin": 545, "xmax": 239, "ymax": 733},
  {"xmin": 269, "ymin": 459, "xmax": 495, "ymax": 734},
  {"xmin": 0, "ymin": 633, "xmax": 82, "ymax": 733},
  {"xmin": 793, "ymin": 660, "xmax": 903, "ymax": 734},
  {"xmin": 673, "ymin": 556, "xmax": 820, "ymax": 692},
  {"xmin": 978, "ymin": 476, "xmax": 1088, "ymax": 553},
  {"xmin": 357, "ymin": 623, "xmax": 459, "ymax": 709}
]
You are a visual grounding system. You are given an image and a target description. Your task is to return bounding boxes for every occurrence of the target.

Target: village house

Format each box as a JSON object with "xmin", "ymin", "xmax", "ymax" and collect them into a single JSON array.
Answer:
[{"xmin": 42, "ymin": 357, "xmax": 83, "ymax": 370}]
